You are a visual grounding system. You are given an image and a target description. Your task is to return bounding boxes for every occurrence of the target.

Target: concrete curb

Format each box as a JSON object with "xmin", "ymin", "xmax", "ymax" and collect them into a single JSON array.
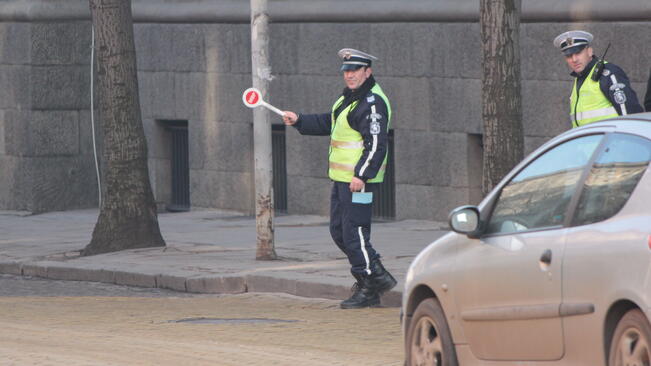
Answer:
[
  {"xmin": 0, "ymin": 261, "xmax": 22, "ymax": 275},
  {"xmin": 186, "ymin": 276, "xmax": 247, "ymax": 294},
  {"xmin": 0, "ymin": 261, "xmax": 402, "ymax": 307},
  {"xmin": 157, "ymin": 274, "xmax": 190, "ymax": 292}
]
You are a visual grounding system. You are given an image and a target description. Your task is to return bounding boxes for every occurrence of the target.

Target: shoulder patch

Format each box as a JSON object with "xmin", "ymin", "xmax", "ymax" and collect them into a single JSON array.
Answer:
[
  {"xmin": 602, "ymin": 69, "xmax": 611, "ymax": 77},
  {"xmin": 369, "ymin": 112, "xmax": 383, "ymax": 121},
  {"xmin": 614, "ymin": 90, "xmax": 627, "ymax": 104},
  {"xmin": 370, "ymin": 121, "xmax": 381, "ymax": 135},
  {"xmin": 366, "ymin": 95, "xmax": 375, "ymax": 103},
  {"xmin": 609, "ymin": 82, "xmax": 626, "ymax": 91}
]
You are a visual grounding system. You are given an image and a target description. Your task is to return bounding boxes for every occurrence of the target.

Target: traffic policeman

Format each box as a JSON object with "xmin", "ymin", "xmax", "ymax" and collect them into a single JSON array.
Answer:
[
  {"xmin": 282, "ymin": 48, "xmax": 396, "ymax": 309},
  {"xmin": 553, "ymin": 30, "xmax": 643, "ymax": 127}
]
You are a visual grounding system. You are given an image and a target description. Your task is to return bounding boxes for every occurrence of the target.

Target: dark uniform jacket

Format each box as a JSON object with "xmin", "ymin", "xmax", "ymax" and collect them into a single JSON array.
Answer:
[
  {"xmin": 291, "ymin": 76, "xmax": 390, "ymax": 182},
  {"xmin": 572, "ymin": 56, "xmax": 643, "ymax": 116}
]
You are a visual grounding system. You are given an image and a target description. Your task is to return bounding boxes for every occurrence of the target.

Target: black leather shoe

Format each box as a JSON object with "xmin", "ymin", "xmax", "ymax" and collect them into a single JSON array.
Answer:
[
  {"xmin": 340, "ymin": 273, "xmax": 380, "ymax": 309},
  {"xmin": 369, "ymin": 258, "xmax": 397, "ymax": 295}
]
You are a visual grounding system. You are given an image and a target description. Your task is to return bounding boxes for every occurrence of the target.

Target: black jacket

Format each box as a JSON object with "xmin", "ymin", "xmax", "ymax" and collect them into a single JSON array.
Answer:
[
  {"xmin": 572, "ymin": 57, "xmax": 644, "ymax": 117},
  {"xmin": 292, "ymin": 77, "xmax": 390, "ymax": 182}
]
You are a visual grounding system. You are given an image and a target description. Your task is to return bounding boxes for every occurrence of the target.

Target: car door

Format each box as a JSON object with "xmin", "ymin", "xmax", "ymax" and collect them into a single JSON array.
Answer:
[
  {"xmin": 452, "ymin": 134, "xmax": 605, "ymax": 361},
  {"xmin": 561, "ymin": 133, "xmax": 651, "ymax": 364}
]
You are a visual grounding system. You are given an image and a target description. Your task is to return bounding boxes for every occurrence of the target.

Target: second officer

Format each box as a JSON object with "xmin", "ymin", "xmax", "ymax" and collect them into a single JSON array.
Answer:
[{"xmin": 553, "ymin": 30, "xmax": 643, "ymax": 127}]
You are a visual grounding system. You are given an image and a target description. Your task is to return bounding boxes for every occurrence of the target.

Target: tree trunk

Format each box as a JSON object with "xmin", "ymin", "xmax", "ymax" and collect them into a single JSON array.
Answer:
[
  {"xmin": 480, "ymin": 0, "xmax": 524, "ymax": 195},
  {"xmin": 251, "ymin": 0, "xmax": 277, "ymax": 260},
  {"xmin": 83, "ymin": 0, "xmax": 165, "ymax": 255}
]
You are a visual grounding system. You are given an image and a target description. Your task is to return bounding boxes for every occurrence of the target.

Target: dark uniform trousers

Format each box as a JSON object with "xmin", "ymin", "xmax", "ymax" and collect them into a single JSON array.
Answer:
[{"xmin": 329, "ymin": 181, "xmax": 380, "ymax": 276}]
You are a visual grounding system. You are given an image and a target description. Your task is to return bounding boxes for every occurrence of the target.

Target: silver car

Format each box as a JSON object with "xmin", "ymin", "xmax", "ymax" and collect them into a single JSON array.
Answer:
[{"xmin": 402, "ymin": 114, "xmax": 651, "ymax": 366}]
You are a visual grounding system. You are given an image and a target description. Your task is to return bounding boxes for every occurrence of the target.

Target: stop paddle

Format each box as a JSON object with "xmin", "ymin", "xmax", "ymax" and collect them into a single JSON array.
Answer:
[{"xmin": 242, "ymin": 87, "xmax": 285, "ymax": 117}]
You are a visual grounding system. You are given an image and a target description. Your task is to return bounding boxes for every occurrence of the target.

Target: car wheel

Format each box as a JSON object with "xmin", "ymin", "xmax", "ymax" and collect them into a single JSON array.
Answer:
[
  {"xmin": 608, "ymin": 308, "xmax": 651, "ymax": 366},
  {"xmin": 406, "ymin": 298, "xmax": 457, "ymax": 366}
]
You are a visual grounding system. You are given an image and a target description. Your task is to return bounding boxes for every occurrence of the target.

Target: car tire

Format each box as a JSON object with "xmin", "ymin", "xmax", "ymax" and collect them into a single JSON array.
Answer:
[
  {"xmin": 608, "ymin": 308, "xmax": 651, "ymax": 366},
  {"xmin": 406, "ymin": 298, "xmax": 458, "ymax": 366}
]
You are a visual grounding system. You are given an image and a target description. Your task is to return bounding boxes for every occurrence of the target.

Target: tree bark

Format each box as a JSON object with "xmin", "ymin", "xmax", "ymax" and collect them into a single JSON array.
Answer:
[
  {"xmin": 480, "ymin": 0, "xmax": 524, "ymax": 195},
  {"xmin": 251, "ymin": 0, "xmax": 277, "ymax": 260},
  {"xmin": 83, "ymin": 0, "xmax": 165, "ymax": 255}
]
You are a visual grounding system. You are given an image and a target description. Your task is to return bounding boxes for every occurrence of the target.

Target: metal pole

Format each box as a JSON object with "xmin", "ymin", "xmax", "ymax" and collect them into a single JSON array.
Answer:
[{"xmin": 251, "ymin": 0, "xmax": 277, "ymax": 260}]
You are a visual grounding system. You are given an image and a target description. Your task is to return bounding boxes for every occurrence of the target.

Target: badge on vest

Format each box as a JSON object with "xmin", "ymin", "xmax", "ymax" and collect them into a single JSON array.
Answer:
[{"xmin": 366, "ymin": 95, "xmax": 375, "ymax": 103}]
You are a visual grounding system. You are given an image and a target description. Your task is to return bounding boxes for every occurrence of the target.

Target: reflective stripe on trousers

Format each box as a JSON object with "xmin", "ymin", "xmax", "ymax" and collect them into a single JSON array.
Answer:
[{"xmin": 329, "ymin": 181, "xmax": 380, "ymax": 276}]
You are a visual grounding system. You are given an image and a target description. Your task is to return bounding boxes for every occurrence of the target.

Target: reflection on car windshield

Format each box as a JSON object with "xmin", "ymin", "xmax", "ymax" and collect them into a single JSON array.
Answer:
[
  {"xmin": 513, "ymin": 136, "xmax": 601, "ymax": 183},
  {"xmin": 572, "ymin": 133, "xmax": 651, "ymax": 226},
  {"xmin": 486, "ymin": 135, "xmax": 603, "ymax": 235}
]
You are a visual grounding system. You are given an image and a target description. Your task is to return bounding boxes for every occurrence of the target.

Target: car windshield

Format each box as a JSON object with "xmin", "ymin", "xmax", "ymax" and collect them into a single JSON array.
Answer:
[
  {"xmin": 486, "ymin": 134, "xmax": 603, "ymax": 235},
  {"xmin": 572, "ymin": 133, "xmax": 651, "ymax": 226}
]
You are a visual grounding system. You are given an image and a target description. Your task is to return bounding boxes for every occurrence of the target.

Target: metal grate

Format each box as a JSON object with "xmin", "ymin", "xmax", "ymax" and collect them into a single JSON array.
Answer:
[
  {"xmin": 373, "ymin": 129, "xmax": 395, "ymax": 220},
  {"xmin": 165, "ymin": 121, "xmax": 190, "ymax": 212},
  {"xmin": 272, "ymin": 124, "xmax": 288, "ymax": 213},
  {"xmin": 173, "ymin": 317, "xmax": 298, "ymax": 324}
]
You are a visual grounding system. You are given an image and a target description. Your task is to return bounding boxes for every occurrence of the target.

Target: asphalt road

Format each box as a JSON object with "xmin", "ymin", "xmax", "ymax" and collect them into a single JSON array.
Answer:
[{"xmin": 0, "ymin": 275, "xmax": 404, "ymax": 365}]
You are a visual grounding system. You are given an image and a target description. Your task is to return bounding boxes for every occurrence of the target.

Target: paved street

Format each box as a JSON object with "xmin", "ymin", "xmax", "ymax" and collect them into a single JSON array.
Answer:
[
  {"xmin": 0, "ymin": 275, "xmax": 404, "ymax": 365},
  {"xmin": 0, "ymin": 209, "xmax": 446, "ymax": 306},
  {"xmin": 0, "ymin": 209, "xmax": 438, "ymax": 365}
]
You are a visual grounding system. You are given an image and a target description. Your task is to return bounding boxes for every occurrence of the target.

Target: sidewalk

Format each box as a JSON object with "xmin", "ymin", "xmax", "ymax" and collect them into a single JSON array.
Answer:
[{"xmin": 0, "ymin": 209, "xmax": 448, "ymax": 307}]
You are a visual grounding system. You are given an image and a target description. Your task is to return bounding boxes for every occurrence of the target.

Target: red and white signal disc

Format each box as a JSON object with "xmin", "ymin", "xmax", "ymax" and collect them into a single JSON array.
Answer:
[{"xmin": 242, "ymin": 87, "xmax": 261, "ymax": 108}]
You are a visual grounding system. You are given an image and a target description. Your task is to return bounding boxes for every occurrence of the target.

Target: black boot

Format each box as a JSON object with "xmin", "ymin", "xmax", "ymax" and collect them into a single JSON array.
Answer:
[
  {"xmin": 340, "ymin": 272, "xmax": 380, "ymax": 309},
  {"xmin": 369, "ymin": 258, "xmax": 397, "ymax": 295}
]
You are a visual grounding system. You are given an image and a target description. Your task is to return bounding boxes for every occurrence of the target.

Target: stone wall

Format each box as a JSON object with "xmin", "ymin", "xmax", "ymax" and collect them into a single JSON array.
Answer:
[
  {"xmin": 1, "ymin": 2, "xmax": 650, "ymax": 220},
  {"xmin": 268, "ymin": 21, "xmax": 651, "ymax": 219},
  {"xmin": 0, "ymin": 21, "xmax": 97, "ymax": 212}
]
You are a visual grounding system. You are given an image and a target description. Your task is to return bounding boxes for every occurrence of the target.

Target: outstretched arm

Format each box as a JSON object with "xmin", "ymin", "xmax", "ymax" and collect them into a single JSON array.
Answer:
[{"xmin": 283, "ymin": 111, "xmax": 332, "ymax": 136}]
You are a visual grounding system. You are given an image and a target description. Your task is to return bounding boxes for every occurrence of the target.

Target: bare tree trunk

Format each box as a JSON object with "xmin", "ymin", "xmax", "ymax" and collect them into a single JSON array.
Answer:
[
  {"xmin": 83, "ymin": 0, "xmax": 165, "ymax": 255},
  {"xmin": 251, "ymin": 0, "xmax": 277, "ymax": 260},
  {"xmin": 480, "ymin": 0, "xmax": 524, "ymax": 195}
]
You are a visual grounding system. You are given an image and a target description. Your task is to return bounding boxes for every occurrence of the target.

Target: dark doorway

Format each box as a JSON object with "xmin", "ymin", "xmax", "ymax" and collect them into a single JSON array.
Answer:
[{"xmin": 162, "ymin": 120, "xmax": 190, "ymax": 212}]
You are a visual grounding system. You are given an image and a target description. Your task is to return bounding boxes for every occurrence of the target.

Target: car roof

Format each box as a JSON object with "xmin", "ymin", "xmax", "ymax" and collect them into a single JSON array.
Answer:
[
  {"xmin": 581, "ymin": 112, "xmax": 651, "ymax": 134},
  {"xmin": 554, "ymin": 112, "xmax": 651, "ymax": 141},
  {"xmin": 477, "ymin": 112, "xmax": 651, "ymax": 211}
]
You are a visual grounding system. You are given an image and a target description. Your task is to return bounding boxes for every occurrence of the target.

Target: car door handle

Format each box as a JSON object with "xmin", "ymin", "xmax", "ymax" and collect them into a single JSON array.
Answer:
[{"xmin": 540, "ymin": 249, "xmax": 552, "ymax": 265}]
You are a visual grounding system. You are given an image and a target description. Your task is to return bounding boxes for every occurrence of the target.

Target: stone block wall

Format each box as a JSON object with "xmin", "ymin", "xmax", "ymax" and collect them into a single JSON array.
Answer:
[
  {"xmin": 264, "ymin": 21, "xmax": 651, "ymax": 220},
  {"xmin": 134, "ymin": 23, "xmax": 255, "ymax": 213},
  {"xmin": 0, "ymin": 21, "xmax": 98, "ymax": 212},
  {"xmin": 1, "ymin": 7, "xmax": 650, "ymax": 220}
]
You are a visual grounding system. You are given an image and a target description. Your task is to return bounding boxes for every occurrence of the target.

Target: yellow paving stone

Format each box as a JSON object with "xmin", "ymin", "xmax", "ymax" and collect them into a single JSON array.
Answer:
[{"xmin": 0, "ymin": 293, "xmax": 403, "ymax": 365}]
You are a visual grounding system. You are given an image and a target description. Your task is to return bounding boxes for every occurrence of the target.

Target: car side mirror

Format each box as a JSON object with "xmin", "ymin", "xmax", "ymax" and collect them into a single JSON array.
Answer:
[{"xmin": 448, "ymin": 205, "xmax": 482, "ymax": 238}]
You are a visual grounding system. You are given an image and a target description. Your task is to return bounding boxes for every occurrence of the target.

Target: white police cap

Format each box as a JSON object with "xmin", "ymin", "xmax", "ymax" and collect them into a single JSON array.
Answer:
[
  {"xmin": 338, "ymin": 48, "xmax": 378, "ymax": 71},
  {"xmin": 553, "ymin": 30, "xmax": 593, "ymax": 56}
]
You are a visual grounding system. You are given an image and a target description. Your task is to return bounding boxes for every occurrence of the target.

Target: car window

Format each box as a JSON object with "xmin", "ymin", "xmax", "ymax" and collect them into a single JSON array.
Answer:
[
  {"xmin": 572, "ymin": 133, "xmax": 651, "ymax": 226},
  {"xmin": 485, "ymin": 134, "xmax": 603, "ymax": 235}
]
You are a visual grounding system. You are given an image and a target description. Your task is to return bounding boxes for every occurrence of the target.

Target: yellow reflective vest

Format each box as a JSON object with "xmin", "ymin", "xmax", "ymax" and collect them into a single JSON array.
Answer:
[
  {"xmin": 570, "ymin": 62, "xmax": 618, "ymax": 128},
  {"xmin": 328, "ymin": 84, "xmax": 391, "ymax": 183}
]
